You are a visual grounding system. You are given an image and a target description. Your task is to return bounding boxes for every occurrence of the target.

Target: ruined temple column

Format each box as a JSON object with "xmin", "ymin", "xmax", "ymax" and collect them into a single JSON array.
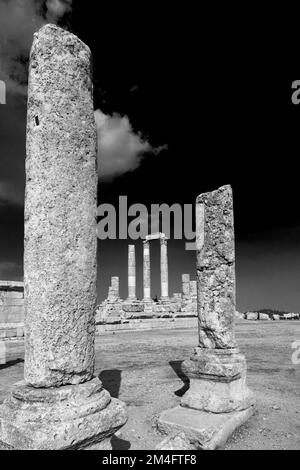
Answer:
[
  {"xmin": 158, "ymin": 185, "xmax": 254, "ymax": 450},
  {"xmin": 0, "ymin": 24, "xmax": 127, "ymax": 450},
  {"xmin": 160, "ymin": 237, "xmax": 169, "ymax": 300},
  {"xmin": 143, "ymin": 240, "xmax": 151, "ymax": 301},
  {"xmin": 182, "ymin": 274, "xmax": 190, "ymax": 300},
  {"xmin": 189, "ymin": 280, "xmax": 197, "ymax": 299},
  {"xmin": 128, "ymin": 245, "xmax": 136, "ymax": 300},
  {"xmin": 108, "ymin": 276, "xmax": 119, "ymax": 302}
]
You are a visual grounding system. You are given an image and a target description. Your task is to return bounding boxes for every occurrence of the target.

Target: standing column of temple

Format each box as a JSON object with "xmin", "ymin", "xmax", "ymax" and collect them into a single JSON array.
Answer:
[
  {"xmin": 143, "ymin": 240, "xmax": 151, "ymax": 301},
  {"xmin": 128, "ymin": 245, "xmax": 136, "ymax": 300},
  {"xmin": 108, "ymin": 276, "xmax": 119, "ymax": 301},
  {"xmin": 182, "ymin": 274, "xmax": 190, "ymax": 300},
  {"xmin": 0, "ymin": 24, "xmax": 127, "ymax": 450},
  {"xmin": 189, "ymin": 280, "xmax": 197, "ymax": 299},
  {"xmin": 158, "ymin": 185, "xmax": 254, "ymax": 450},
  {"xmin": 111, "ymin": 276, "xmax": 119, "ymax": 299},
  {"xmin": 160, "ymin": 237, "xmax": 169, "ymax": 300}
]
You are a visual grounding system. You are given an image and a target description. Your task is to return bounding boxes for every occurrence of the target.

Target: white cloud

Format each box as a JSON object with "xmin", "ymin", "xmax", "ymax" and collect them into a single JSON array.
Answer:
[
  {"xmin": 46, "ymin": 0, "xmax": 73, "ymax": 22},
  {"xmin": 95, "ymin": 109, "xmax": 167, "ymax": 181},
  {"xmin": 0, "ymin": 0, "xmax": 73, "ymax": 95}
]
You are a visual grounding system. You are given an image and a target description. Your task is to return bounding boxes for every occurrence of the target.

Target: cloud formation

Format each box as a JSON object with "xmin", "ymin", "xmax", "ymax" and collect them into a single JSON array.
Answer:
[
  {"xmin": 0, "ymin": 0, "xmax": 73, "ymax": 95},
  {"xmin": 95, "ymin": 109, "xmax": 167, "ymax": 181}
]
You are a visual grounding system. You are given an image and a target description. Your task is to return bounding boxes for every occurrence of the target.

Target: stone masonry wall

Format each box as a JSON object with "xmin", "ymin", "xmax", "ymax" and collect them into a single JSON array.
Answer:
[{"xmin": 0, "ymin": 281, "xmax": 24, "ymax": 324}]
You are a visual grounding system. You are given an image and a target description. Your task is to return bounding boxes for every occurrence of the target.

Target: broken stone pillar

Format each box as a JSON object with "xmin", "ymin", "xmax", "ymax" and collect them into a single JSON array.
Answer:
[
  {"xmin": 182, "ymin": 274, "xmax": 190, "ymax": 300},
  {"xmin": 0, "ymin": 24, "xmax": 127, "ymax": 450},
  {"xmin": 158, "ymin": 185, "xmax": 254, "ymax": 450},
  {"xmin": 189, "ymin": 280, "xmax": 197, "ymax": 299},
  {"xmin": 160, "ymin": 237, "xmax": 169, "ymax": 300},
  {"xmin": 128, "ymin": 245, "xmax": 136, "ymax": 300},
  {"xmin": 143, "ymin": 240, "xmax": 151, "ymax": 301},
  {"xmin": 108, "ymin": 276, "xmax": 120, "ymax": 302}
]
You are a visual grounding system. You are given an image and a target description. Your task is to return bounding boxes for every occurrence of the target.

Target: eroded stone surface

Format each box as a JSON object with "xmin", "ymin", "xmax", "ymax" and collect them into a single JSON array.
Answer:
[
  {"xmin": 24, "ymin": 24, "xmax": 97, "ymax": 387},
  {"xmin": 196, "ymin": 185, "xmax": 236, "ymax": 349},
  {"xmin": 0, "ymin": 378, "xmax": 127, "ymax": 450},
  {"xmin": 157, "ymin": 405, "xmax": 255, "ymax": 450}
]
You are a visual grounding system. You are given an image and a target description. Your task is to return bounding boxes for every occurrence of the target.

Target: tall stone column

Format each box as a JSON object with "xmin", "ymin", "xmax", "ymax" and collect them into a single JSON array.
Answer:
[
  {"xmin": 128, "ymin": 245, "xmax": 136, "ymax": 300},
  {"xmin": 158, "ymin": 185, "xmax": 254, "ymax": 450},
  {"xmin": 160, "ymin": 237, "xmax": 169, "ymax": 300},
  {"xmin": 182, "ymin": 274, "xmax": 190, "ymax": 300},
  {"xmin": 0, "ymin": 24, "xmax": 127, "ymax": 450},
  {"xmin": 143, "ymin": 240, "xmax": 151, "ymax": 301}
]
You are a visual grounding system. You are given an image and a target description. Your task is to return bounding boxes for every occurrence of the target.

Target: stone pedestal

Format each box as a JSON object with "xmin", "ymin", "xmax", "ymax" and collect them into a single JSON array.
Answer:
[
  {"xmin": 158, "ymin": 185, "xmax": 254, "ymax": 450},
  {"xmin": 157, "ymin": 406, "xmax": 254, "ymax": 451},
  {"xmin": 181, "ymin": 348, "xmax": 254, "ymax": 413},
  {"xmin": 0, "ymin": 24, "xmax": 127, "ymax": 450},
  {"xmin": 0, "ymin": 379, "xmax": 127, "ymax": 450}
]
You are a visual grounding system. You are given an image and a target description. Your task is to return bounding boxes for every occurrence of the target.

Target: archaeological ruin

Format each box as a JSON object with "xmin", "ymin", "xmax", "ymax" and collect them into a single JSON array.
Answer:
[
  {"xmin": 95, "ymin": 233, "xmax": 197, "ymax": 327},
  {"xmin": 1, "ymin": 20, "xmax": 298, "ymax": 453},
  {"xmin": 157, "ymin": 185, "xmax": 255, "ymax": 450},
  {"xmin": 0, "ymin": 24, "xmax": 127, "ymax": 450},
  {"xmin": 0, "ymin": 281, "xmax": 24, "ymax": 365}
]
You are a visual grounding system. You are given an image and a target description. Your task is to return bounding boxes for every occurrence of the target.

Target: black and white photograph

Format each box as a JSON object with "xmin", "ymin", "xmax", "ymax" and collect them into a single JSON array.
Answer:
[{"xmin": 0, "ymin": 0, "xmax": 299, "ymax": 455}]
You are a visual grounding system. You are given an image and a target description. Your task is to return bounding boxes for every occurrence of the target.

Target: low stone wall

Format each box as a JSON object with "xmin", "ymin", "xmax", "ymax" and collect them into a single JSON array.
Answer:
[
  {"xmin": 244, "ymin": 312, "xmax": 300, "ymax": 321},
  {"xmin": 0, "ymin": 338, "xmax": 24, "ymax": 365},
  {"xmin": 96, "ymin": 317, "xmax": 198, "ymax": 334},
  {"xmin": 0, "ymin": 281, "xmax": 24, "ymax": 324}
]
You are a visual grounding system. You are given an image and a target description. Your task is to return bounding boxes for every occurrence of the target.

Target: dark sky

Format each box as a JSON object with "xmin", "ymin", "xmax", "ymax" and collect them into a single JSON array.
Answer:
[{"xmin": 0, "ymin": 1, "xmax": 300, "ymax": 312}]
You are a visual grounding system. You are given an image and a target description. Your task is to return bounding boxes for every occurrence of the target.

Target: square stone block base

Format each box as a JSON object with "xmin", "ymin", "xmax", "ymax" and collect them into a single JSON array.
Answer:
[
  {"xmin": 0, "ymin": 378, "xmax": 127, "ymax": 450},
  {"xmin": 157, "ymin": 405, "xmax": 255, "ymax": 450}
]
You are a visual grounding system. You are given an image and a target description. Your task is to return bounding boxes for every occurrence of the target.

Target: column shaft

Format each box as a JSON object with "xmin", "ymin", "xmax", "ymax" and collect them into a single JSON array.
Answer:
[
  {"xmin": 160, "ymin": 238, "xmax": 169, "ymax": 299},
  {"xmin": 143, "ymin": 241, "xmax": 151, "ymax": 301},
  {"xmin": 24, "ymin": 24, "xmax": 97, "ymax": 387},
  {"xmin": 196, "ymin": 185, "xmax": 236, "ymax": 349},
  {"xmin": 182, "ymin": 274, "xmax": 190, "ymax": 299},
  {"xmin": 128, "ymin": 245, "xmax": 136, "ymax": 300}
]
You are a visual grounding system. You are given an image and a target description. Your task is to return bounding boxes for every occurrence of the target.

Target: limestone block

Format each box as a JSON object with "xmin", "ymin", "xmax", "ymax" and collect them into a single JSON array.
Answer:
[{"xmin": 245, "ymin": 312, "xmax": 258, "ymax": 321}]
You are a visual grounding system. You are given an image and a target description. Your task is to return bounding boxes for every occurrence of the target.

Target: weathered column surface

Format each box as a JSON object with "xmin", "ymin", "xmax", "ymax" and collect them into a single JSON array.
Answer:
[
  {"xmin": 143, "ymin": 240, "xmax": 151, "ymax": 301},
  {"xmin": 24, "ymin": 24, "xmax": 98, "ymax": 387},
  {"xmin": 196, "ymin": 184, "xmax": 236, "ymax": 349},
  {"xmin": 108, "ymin": 276, "xmax": 119, "ymax": 301},
  {"xmin": 182, "ymin": 274, "xmax": 190, "ymax": 300},
  {"xmin": 189, "ymin": 280, "xmax": 197, "ymax": 298},
  {"xmin": 160, "ymin": 237, "xmax": 169, "ymax": 299},
  {"xmin": 128, "ymin": 245, "xmax": 136, "ymax": 300},
  {"xmin": 157, "ymin": 186, "xmax": 254, "ymax": 450},
  {"xmin": 0, "ymin": 24, "xmax": 127, "ymax": 451}
]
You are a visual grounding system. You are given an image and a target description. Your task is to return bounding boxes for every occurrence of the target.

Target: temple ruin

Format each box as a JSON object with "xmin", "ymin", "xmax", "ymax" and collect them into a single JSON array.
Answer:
[{"xmin": 95, "ymin": 233, "xmax": 197, "ymax": 325}]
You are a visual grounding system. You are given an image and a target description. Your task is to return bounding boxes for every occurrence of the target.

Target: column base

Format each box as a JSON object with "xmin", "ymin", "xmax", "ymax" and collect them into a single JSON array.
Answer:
[
  {"xmin": 0, "ymin": 377, "xmax": 127, "ymax": 450},
  {"xmin": 157, "ymin": 347, "xmax": 255, "ymax": 449},
  {"xmin": 157, "ymin": 405, "xmax": 255, "ymax": 450},
  {"xmin": 180, "ymin": 348, "xmax": 255, "ymax": 413}
]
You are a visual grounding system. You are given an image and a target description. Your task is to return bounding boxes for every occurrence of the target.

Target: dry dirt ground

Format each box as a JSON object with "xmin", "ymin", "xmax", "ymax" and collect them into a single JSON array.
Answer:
[{"xmin": 0, "ymin": 321, "xmax": 300, "ymax": 450}]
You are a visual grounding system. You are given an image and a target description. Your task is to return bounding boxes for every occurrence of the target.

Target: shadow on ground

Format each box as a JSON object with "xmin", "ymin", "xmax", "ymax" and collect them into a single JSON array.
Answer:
[
  {"xmin": 169, "ymin": 360, "xmax": 190, "ymax": 397},
  {"xmin": 0, "ymin": 359, "xmax": 24, "ymax": 371},
  {"xmin": 111, "ymin": 435, "xmax": 131, "ymax": 450},
  {"xmin": 99, "ymin": 369, "xmax": 122, "ymax": 398}
]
